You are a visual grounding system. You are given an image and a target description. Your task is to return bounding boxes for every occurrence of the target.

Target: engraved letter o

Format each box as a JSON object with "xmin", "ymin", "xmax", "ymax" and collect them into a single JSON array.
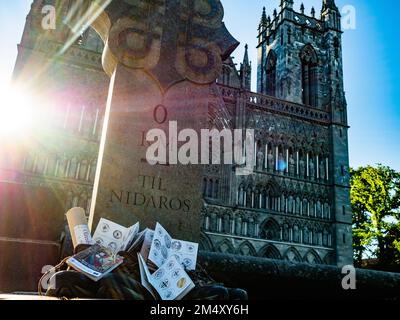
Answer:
[{"xmin": 153, "ymin": 105, "xmax": 168, "ymax": 124}]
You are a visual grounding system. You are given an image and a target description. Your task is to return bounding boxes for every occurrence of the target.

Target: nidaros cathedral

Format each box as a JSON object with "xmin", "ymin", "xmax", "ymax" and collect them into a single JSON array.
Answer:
[{"xmin": 7, "ymin": 0, "xmax": 353, "ymax": 266}]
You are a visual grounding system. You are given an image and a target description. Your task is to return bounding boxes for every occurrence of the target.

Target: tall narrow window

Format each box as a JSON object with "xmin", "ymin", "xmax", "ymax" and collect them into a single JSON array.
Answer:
[
  {"xmin": 300, "ymin": 44, "xmax": 318, "ymax": 107},
  {"xmin": 214, "ymin": 180, "xmax": 219, "ymax": 199},
  {"xmin": 334, "ymin": 37, "xmax": 340, "ymax": 59},
  {"xmin": 265, "ymin": 50, "xmax": 277, "ymax": 96}
]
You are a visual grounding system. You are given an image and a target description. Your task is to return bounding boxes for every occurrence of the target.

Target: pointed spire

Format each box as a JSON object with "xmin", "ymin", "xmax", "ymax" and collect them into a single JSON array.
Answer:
[
  {"xmin": 280, "ymin": 0, "xmax": 294, "ymax": 9},
  {"xmin": 240, "ymin": 44, "xmax": 251, "ymax": 91},
  {"xmin": 322, "ymin": 0, "xmax": 338, "ymax": 12},
  {"xmin": 267, "ymin": 16, "xmax": 271, "ymax": 24},
  {"xmin": 273, "ymin": 9, "xmax": 277, "ymax": 19},
  {"xmin": 300, "ymin": 3, "xmax": 305, "ymax": 14},
  {"xmin": 259, "ymin": 6, "xmax": 268, "ymax": 30},
  {"xmin": 243, "ymin": 44, "xmax": 249, "ymax": 66},
  {"xmin": 321, "ymin": 0, "xmax": 340, "ymax": 29},
  {"xmin": 261, "ymin": 6, "xmax": 267, "ymax": 24},
  {"xmin": 311, "ymin": 7, "xmax": 316, "ymax": 18}
]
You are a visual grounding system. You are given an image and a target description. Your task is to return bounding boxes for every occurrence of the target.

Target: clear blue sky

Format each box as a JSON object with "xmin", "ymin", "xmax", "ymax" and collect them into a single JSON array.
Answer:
[{"xmin": 0, "ymin": 0, "xmax": 399, "ymax": 171}]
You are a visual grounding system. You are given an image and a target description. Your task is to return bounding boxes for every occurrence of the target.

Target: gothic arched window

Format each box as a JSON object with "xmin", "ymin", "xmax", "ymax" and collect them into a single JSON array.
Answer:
[
  {"xmin": 265, "ymin": 50, "xmax": 277, "ymax": 96},
  {"xmin": 75, "ymin": 27, "xmax": 104, "ymax": 53},
  {"xmin": 300, "ymin": 45, "xmax": 318, "ymax": 107},
  {"xmin": 261, "ymin": 219, "xmax": 280, "ymax": 241},
  {"xmin": 207, "ymin": 179, "xmax": 213, "ymax": 198},
  {"xmin": 213, "ymin": 179, "xmax": 219, "ymax": 199}
]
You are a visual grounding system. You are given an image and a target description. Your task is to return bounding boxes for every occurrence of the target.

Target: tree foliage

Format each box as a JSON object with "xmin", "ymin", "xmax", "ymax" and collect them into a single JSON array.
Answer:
[{"xmin": 350, "ymin": 165, "xmax": 400, "ymax": 269}]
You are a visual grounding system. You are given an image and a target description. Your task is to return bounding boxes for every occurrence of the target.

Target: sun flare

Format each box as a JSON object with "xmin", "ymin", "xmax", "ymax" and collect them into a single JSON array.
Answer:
[{"xmin": 0, "ymin": 84, "xmax": 37, "ymax": 137}]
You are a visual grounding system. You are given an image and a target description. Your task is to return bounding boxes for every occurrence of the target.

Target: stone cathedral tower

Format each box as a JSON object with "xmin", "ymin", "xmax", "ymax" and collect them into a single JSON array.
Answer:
[{"xmin": 252, "ymin": 0, "xmax": 352, "ymax": 265}]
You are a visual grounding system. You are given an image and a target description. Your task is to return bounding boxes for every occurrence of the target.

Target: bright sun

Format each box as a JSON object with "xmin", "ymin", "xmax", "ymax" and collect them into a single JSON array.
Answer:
[{"xmin": 0, "ymin": 84, "xmax": 36, "ymax": 137}]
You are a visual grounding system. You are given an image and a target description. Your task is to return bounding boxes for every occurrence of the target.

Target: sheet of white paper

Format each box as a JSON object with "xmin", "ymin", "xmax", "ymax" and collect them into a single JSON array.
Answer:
[
  {"xmin": 127, "ymin": 229, "xmax": 145, "ymax": 252},
  {"xmin": 122, "ymin": 222, "xmax": 139, "ymax": 251},
  {"xmin": 148, "ymin": 223, "xmax": 198, "ymax": 270},
  {"xmin": 170, "ymin": 240, "xmax": 199, "ymax": 271},
  {"xmin": 148, "ymin": 223, "xmax": 172, "ymax": 268},
  {"xmin": 138, "ymin": 253, "xmax": 157, "ymax": 299},
  {"xmin": 149, "ymin": 255, "xmax": 194, "ymax": 300},
  {"xmin": 93, "ymin": 218, "xmax": 128, "ymax": 253}
]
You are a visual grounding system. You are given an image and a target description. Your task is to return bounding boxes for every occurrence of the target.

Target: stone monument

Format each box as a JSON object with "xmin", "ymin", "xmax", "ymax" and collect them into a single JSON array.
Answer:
[{"xmin": 82, "ymin": 0, "xmax": 238, "ymax": 241}]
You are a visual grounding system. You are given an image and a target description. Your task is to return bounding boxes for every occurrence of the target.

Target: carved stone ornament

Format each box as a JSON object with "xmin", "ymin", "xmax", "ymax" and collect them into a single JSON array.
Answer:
[{"xmin": 85, "ymin": 0, "xmax": 238, "ymax": 92}]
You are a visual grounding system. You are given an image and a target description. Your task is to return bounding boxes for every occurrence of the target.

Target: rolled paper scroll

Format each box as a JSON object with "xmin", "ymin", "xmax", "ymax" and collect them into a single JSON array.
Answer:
[{"xmin": 66, "ymin": 207, "xmax": 93, "ymax": 250}]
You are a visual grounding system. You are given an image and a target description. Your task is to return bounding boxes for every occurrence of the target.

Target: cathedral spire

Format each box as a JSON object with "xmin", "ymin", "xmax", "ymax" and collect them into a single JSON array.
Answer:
[
  {"xmin": 240, "ymin": 44, "xmax": 251, "ymax": 91},
  {"xmin": 259, "ymin": 6, "xmax": 268, "ymax": 30},
  {"xmin": 321, "ymin": 0, "xmax": 341, "ymax": 29},
  {"xmin": 300, "ymin": 3, "xmax": 305, "ymax": 14},
  {"xmin": 322, "ymin": 0, "xmax": 339, "ymax": 12},
  {"xmin": 280, "ymin": 0, "xmax": 294, "ymax": 10},
  {"xmin": 243, "ymin": 44, "xmax": 249, "ymax": 66}
]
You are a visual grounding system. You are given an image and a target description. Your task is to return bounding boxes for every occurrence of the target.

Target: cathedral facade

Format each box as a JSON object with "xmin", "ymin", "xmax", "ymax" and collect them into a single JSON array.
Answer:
[{"xmin": 7, "ymin": 0, "xmax": 353, "ymax": 266}]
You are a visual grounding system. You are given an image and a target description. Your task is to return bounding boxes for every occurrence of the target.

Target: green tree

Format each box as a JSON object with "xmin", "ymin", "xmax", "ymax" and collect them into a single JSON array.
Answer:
[{"xmin": 350, "ymin": 165, "xmax": 400, "ymax": 268}]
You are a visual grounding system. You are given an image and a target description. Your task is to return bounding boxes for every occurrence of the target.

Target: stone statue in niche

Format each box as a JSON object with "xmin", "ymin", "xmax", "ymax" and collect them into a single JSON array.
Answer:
[
  {"xmin": 223, "ymin": 215, "xmax": 230, "ymax": 233},
  {"xmin": 267, "ymin": 149, "xmax": 274, "ymax": 171},
  {"xmin": 289, "ymin": 154, "xmax": 295, "ymax": 176},
  {"xmin": 316, "ymin": 202, "xmax": 322, "ymax": 217},
  {"xmin": 296, "ymin": 198, "xmax": 301, "ymax": 214},
  {"xmin": 281, "ymin": 195, "xmax": 286, "ymax": 212},
  {"xmin": 257, "ymin": 149, "xmax": 264, "ymax": 171},
  {"xmin": 293, "ymin": 226, "xmax": 299, "ymax": 243},
  {"xmin": 309, "ymin": 159, "xmax": 315, "ymax": 180},
  {"xmin": 283, "ymin": 225, "xmax": 289, "ymax": 242},
  {"xmin": 303, "ymin": 227, "xmax": 309, "ymax": 244},
  {"xmin": 288, "ymin": 196, "xmax": 294, "ymax": 213},
  {"xmin": 246, "ymin": 191, "xmax": 252, "ymax": 208},
  {"xmin": 299, "ymin": 158, "xmax": 305, "ymax": 178},
  {"xmin": 304, "ymin": 200, "xmax": 309, "ymax": 215},
  {"xmin": 320, "ymin": 160, "xmax": 326, "ymax": 181},
  {"xmin": 247, "ymin": 219, "xmax": 254, "ymax": 237}
]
